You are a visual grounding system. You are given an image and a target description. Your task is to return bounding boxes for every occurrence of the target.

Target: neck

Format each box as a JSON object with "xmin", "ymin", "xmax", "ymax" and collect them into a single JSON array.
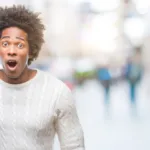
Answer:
[{"xmin": 0, "ymin": 67, "xmax": 36, "ymax": 84}]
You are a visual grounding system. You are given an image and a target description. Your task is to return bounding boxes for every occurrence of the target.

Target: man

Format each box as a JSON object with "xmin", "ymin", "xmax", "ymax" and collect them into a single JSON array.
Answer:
[
  {"xmin": 126, "ymin": 61, "xmax": 142, "ymax": 100},
  {"xmin": 97, "ymin": 65, "xmax": 112, "ymax": 117},
  {"xmin": 0, "ymin": 5, "xmax": 84, "ymax": 150},
  {"xmin": 125, "ymin": 54, "xmax": 143, "ymax": 116},
  {"xmin": 97, "ymin": 66, "xmax": 111, "ymax": 103}
]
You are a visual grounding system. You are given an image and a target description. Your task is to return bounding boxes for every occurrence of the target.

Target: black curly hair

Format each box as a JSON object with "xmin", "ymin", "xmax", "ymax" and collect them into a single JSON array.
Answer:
[{"xmin": 0, "ymin": 5, "xmax": 45, "ymax": 65}]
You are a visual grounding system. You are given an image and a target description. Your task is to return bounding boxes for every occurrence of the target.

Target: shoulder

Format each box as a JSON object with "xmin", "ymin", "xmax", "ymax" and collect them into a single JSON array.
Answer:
[
  {"xmin": 37, "ymin": 69, "xmax": 70, "ymax": 93},
  {"xmin": 39, "ymin": 70, "xmax": 73, "ymax": 109}
]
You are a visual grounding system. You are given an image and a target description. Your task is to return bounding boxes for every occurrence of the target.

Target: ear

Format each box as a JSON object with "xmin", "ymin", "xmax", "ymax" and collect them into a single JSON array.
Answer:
[
  {"xmin": 29, "ymin": 55, "xmax": 36, "ymax": 61},
  {"xmin": 29, "ymin": 55, "xmax": 32, "ymax": 59}
]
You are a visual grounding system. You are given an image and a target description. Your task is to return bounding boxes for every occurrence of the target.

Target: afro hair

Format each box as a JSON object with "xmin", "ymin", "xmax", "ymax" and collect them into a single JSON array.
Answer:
[{"xmin": 0, "ymin": 5, "xmax": 45, "ymax": 65}]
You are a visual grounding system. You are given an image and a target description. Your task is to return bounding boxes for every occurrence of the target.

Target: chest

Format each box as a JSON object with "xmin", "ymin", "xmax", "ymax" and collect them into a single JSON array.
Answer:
[{"xmin": 0, "ymin": 86, "xmax": 56, "ymax": 134}]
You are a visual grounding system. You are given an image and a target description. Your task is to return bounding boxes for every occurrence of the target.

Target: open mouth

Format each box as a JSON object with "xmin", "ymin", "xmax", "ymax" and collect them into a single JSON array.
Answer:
[{"xmin": 7, "ymin": 60, "xmax": 17, "ymax": 68}]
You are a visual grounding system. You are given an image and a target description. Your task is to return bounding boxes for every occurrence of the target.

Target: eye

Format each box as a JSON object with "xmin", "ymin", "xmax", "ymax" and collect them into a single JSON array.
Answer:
[
  {"xmin": 18, "ymin": 43, "xmax": 24, "ymax": 49},
  {"xmin": 2, "ymin": 41, "xmax": 9, "ymax": 47}
]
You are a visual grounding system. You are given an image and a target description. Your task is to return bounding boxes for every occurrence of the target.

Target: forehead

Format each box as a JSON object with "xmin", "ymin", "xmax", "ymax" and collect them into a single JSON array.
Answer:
[{"xmin": 1, "ymin": 27, "xmax": 28, "ymax": 40}]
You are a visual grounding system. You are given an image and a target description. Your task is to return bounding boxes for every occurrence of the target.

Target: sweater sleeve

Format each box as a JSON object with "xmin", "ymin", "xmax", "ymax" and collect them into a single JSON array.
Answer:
[{"xmin": 54, "ymin": 84, "xmax": 85, "ymax": 150}]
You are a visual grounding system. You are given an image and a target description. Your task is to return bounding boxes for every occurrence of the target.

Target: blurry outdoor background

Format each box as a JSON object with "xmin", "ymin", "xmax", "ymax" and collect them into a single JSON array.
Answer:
[{"xmin": 0, "ymin": 0, "xmax": 150, "ymax": 150}]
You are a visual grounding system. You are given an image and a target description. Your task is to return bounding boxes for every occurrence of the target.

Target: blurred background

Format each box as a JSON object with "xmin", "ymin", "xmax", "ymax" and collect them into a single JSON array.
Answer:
[{"xmin": 0, "ymin": 0, "xmax": 150, "ymax": 149}]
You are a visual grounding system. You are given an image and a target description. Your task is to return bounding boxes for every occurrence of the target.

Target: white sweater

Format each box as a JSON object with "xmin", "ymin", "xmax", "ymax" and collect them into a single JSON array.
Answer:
[{"xmin": 0, "ymin": 69, "xmax": 84, "ymax": 150}]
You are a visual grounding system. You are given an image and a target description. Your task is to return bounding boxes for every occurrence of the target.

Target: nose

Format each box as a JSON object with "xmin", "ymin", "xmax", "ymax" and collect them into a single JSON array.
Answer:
[{"xmin": 8, "ymin": 46, "xmax": 17, "ymax": 56}]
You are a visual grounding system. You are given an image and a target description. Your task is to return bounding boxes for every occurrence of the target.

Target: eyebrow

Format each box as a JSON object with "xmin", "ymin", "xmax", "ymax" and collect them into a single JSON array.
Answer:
[
  {"xmin": 16, "ymin": 37, "xmax": 25, "ymax": 41},
  {"xmin": 1, "ymin": 36, "xmax": 10, "ymax": 39},
  {"xmin": 1, "ymin": 36, "xmax": 25, "ymax": 41}
]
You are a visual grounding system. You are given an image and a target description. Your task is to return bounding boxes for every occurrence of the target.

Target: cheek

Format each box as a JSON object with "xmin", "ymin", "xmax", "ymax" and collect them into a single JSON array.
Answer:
[
  {"xmin": 18, "ymin": 53, "xmax": 29, "ymax": 66},
  {"xmin": 20, "ymin": 54, "xmax": 29, "ymax": 66},
  {"xmin": 0, "ymin": 51, "xmax": 5, "ymax": 60},
  {"xmin": 20, "ymin": 50, "xmax": 29, "ymax": 59},
  {"xmin": 25, "ymin": 55, "xmax": 29, "ymax": 65}
]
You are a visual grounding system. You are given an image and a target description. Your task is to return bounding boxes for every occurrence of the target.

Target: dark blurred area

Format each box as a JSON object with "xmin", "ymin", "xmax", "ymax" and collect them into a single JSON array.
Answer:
[{"xmin": 0, "ymin": 0, "xmax": 150, "ymax": 150}]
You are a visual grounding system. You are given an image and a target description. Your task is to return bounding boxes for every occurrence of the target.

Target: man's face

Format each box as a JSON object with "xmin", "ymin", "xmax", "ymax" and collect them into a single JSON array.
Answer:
[{"xmin": 0, "ymin": 27, "xmax": 29, "ymax": 79}]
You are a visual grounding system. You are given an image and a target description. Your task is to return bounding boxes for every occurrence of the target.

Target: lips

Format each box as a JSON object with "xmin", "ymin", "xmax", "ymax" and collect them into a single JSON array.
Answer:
[{"xmin": 6, "ymin": 60, "xmax": 18, "ymax": 71}]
